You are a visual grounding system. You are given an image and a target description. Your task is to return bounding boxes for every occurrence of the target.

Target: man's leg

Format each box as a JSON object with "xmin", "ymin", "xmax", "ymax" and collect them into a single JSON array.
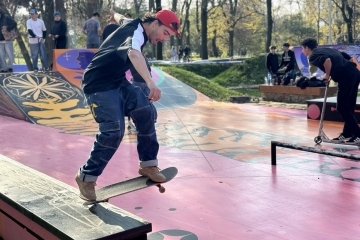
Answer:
[
  {"xmin": 121, "ymin": 84, "xmax": 165, "ymax": 182},
  {"xmin": 29, "ymin": 43, "xmax": 39, "ymax": 71},
  {"xmin": 39, "ymin": 42, "xmax": 48, "ymax": 69},
  {"xmin": 76, "ymin": 88, "xmax": 125, "ymax": 200},
  {"xmin": 0, "ymin": 43, "xmax": 7, "ymax": 71},
  {"xmin": 4, "ymin": 41, "xmax": 14, "ymax": 71},
  {"xmin": 337, "ymin": 76, "xmax": 360, "ymax": 142}
]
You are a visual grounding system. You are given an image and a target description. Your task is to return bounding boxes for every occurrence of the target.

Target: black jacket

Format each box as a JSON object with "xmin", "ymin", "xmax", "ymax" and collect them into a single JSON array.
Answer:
[
  {"xmin": 309, "ymin": 48, "xmax": 359, "ymax": 82},
  {"xmin": 0, "ymin": 10, "xmax": 17, "ymax": 41},
  {"xmin": 265, "ymin": 53, "xmax": 279, "ymax": 73},
  {"xmin": 279, "ymin": 50, "xmax": 295, "ymax": 72},
  {"xmin": 82, "ymin": 18, "xmax": 148, "ymax": 94},
  {"xmin": 50, "ymin": 20, "xmax": 67, "ymax": 39}
]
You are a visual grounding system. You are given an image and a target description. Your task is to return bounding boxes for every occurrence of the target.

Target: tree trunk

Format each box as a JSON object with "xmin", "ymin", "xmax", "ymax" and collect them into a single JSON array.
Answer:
[
  {"xmin": 228, "ymin": 30, "xmax": 234, "ymax": 57},
  {"xmin": 169, "ymin": 0, "xmax": 178, "ymax": 47},
  {"xmin": 155, "ymin": 0, "xmax": 162, "ymax": 60},
  {"xmin": 265, "ymin": 0, "xmax": 273, "ymax": 52},
  {"xmin": 337, "ymin": 0, "xmax": 354, "ymax": 43},
  {"xmin": 40, "ymin": 0, "xmax": 55, "ymax": 68},
  {"xmin": 211, "ymin": 30, "xmax": 218, "ymax": 57},
  {"xmin": 148, "ymin": 0, "xmax": 156, "ymax": 58},
  {"xmin": 200, "ymin": 0, "xmax": 208, "ymax": 59}
]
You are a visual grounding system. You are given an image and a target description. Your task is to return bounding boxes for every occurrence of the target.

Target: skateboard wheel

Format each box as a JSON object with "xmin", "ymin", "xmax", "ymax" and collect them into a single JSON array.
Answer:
[
  {"xmin": 314, "ymin": 136, "xmax": 322, "ymax": 144},
  {"xmin": 158, "ymin": 186, "xmax": 165, "ymax": 193}
]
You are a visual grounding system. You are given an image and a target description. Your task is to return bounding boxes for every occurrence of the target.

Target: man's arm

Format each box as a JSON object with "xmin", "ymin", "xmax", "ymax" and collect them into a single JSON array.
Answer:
[
  {"xmin": 323, "ymin": 58, "xmax": 332, "ymax": 80},
  {"xmin": 82, "ymin": 22, "xmax": 87, "ymax": 34},
  {"xmin": 97, "ymin": 21, "xmax": 102, "ymax": 36},
  {"xmin": 128, "ymin": 49, "xmax": 161, "ymax": 101},
  {"xmin": 279, "ymin": 53, "xmax": 284, "ymax": 68},
  {"xmin": 109, "ymin": 9, "xmax": 125, "ymax": 25}
]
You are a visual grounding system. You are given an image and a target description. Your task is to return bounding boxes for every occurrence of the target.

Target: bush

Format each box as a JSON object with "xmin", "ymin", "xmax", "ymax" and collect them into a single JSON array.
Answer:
[{"xmin": 158, "ymin": 66, "xmax": 240, "ymax": 101}]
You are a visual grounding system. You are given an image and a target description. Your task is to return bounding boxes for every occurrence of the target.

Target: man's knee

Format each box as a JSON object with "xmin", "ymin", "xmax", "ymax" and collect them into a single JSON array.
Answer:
[
  {"xmin": 97, "ymin": 121, "xmax": 123, "ymax": 149},
  {"xmin": 130, "ymin": 105, "xmax": 156, "ymax": 133}
]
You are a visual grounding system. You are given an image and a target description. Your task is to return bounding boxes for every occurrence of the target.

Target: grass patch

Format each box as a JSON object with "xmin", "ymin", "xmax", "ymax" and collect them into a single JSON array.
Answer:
[
  {"xmin": 158, "ymin": 65, "xmax": 241, "ymax": 101},
  {"xmin": 174, "ymin": 64, "xmax": 233, "ymax": 79},
  {"xmin": 211, "ymin": 55, "xmax": 267, "ymax": 87}
]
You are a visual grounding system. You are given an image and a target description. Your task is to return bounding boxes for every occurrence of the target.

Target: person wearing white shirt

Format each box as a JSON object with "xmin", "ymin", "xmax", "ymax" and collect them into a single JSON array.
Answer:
[{"xmin": 26, "ymin": 9, "xmax": 48, "ymax": 72}]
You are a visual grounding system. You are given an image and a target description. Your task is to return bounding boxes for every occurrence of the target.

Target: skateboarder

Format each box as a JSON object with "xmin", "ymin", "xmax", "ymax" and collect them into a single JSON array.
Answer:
[
  {"xmin": 301, "ymin": 38, "xmax": 360, "ymax": 145},
  {"xmin": 75, "ymin": 9, "xmax": 180, "ymax": 201}
]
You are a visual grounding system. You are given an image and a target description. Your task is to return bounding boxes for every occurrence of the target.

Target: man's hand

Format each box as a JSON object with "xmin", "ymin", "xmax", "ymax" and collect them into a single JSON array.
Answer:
[
  {"xmin": 323, "ymin": 74, "xmax": 330, "ymax": 82},
  {"xmin": 48, "ymin": 34, "xmax": 52, "ymax": 38},
  {"xmin": 55, "ymin": 35, "xmax": 59, "ymax": 38},
  {"xmin": 147, "ymin": 80, "xmax": 161, "ymax": 102}
]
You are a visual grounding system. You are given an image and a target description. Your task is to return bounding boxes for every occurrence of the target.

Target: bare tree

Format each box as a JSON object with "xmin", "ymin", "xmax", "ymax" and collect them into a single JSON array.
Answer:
[
  {"xmin": 333, "ymin": 0, "xmax": 354, "ymax": 43},
  {"xmin": 222, "ymin": 0, "xmax": 251, "ymax": 56}
]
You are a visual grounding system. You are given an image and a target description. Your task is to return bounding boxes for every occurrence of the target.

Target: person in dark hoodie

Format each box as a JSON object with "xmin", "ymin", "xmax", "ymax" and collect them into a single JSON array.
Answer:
[
  {"xmin": 0, "ymin": 9, "xmax": 17, "ymax": 72},
  {"xmin": 302, "ymin": 38, "xmax": 360, "ymax": 145},
  {"xmin": 48, "ymin": 12, "xmax": 67, "ymax": 49},
  {"xmin": 279, "ymin": 43, "xmax": 296, "ymax": 84},
  {"xmin": 265, "ymin": 45, "xmax": 279, "ymax": 82}
]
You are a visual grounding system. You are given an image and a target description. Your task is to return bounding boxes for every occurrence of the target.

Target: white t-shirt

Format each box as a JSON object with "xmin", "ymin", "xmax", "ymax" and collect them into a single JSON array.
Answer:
[{"xmin": 26, "ymin": 18, "xmax": 46, "ymax": 44}]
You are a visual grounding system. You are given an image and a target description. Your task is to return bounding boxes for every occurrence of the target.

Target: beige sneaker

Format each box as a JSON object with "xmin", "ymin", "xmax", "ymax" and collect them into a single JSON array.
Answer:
[
  {"xmin": 75, "ymin": 173, "xmax": 96, "ymax": 201},
  {"xmin": 138, "ymin": 166, "xmax": 166, "ymax": 182}
]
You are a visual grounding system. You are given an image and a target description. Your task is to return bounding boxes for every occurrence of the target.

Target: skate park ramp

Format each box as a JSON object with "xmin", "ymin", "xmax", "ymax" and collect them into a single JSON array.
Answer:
[{"xmin": 1, "ymin": 49, "xmax": 360, "ymax": 239}]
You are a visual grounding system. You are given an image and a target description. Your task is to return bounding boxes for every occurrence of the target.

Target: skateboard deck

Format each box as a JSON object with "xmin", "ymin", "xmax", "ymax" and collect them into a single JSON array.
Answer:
[{"xmin": 86, "ymin": 167, "xmax": 178, "ymax": 204}]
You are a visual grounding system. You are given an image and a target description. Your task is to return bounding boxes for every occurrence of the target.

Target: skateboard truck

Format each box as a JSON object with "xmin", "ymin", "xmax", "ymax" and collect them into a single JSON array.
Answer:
[{"xmin": 156, "ymin": 184, "xmax": 165, "ymax": 193}]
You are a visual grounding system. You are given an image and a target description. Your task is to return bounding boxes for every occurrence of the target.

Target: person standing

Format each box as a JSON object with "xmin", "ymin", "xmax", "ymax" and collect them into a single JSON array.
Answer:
[
  {"xmin": 170, "ymin": 46, "xmax": 177, "ymax": 61},
  {"xmin": 301, "ymin": 38, "xmax": 360, "ymax": 145},
  {"xmin": 279, "ymin": 43, "xmax": 295, "ymax": 85},
  {"xmin": 0, "ymin": 9, "xmax": 17, "ymax": 72},
  {"xmin": 178, "ymin": 46, "xmax": 183, "ymax": 62},
  {"xmin": 49, "ymin": 12, "xmax": 67, "ymax": 49},
  {"xmin": 183, "ymin": 45, "xmax": 191, "ymax": 62},
  {"xmin": 265, "ymin": 45, "xmax": 279, "ymax": 82},
  {"xmin": 75, "ymin": 9, "xmax": 181, "ymax": 201},
  {"xmin": 26, "ymin": 9, "xmax": 48, "ymax": 72},
  {"xmin": 83, "ymin": 12, "xmax": 101, "ymax": 49}
]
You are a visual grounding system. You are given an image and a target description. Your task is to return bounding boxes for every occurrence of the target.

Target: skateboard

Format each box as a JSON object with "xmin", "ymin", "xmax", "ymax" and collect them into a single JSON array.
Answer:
[{"xmin": 85, "ymin": 167, "xmax": 178, "ymax": 204}]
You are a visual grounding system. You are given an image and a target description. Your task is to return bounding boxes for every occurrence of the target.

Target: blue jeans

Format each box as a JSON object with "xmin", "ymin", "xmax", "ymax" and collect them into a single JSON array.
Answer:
[
  {"xmin": 29, "ymin": 41, "xmax": 48, "ymax": 70},
  {"xmin": 79, "ymin": 82, "xmax": 159, "ymax": 182},
  {"xmin": 132, "ymin": 81, "xmax": 157, "ymax": 121},
  {"xmin": 5, "ymin": 41, "xmax": 14, "ymax": 69},
  {"xmin": 0, "ymin": 41, "xmax": 14, "ymax": 70}
]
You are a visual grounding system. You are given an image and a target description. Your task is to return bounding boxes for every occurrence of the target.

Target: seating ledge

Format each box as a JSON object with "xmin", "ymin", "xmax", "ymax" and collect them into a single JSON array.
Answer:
[{"xmin": 259, "ymin": 85, "xmax": 337, "ymax": 96}]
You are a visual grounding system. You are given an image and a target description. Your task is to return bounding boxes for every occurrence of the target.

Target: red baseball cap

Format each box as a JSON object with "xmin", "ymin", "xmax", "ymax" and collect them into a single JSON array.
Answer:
[{"xmin": 155, "ymin": 9, "xmax": 181, "ymax": 38}]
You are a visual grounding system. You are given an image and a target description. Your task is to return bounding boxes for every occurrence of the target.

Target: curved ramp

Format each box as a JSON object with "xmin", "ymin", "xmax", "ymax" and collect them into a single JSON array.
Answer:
[{"xmin": 0, "ymin": 49, "xmax": 197, "ymax": 131}]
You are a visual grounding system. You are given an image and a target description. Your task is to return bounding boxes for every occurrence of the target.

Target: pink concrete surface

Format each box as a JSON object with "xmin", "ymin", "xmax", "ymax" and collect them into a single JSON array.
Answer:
[{"xmin": 1, "ymin": 99, "xmax": 360, "ymax": 239}]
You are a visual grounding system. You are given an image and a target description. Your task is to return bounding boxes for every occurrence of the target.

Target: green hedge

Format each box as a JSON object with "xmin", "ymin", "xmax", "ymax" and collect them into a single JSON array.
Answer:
[{"xmin": 158, "ymin": 66, "xmax": 240, "ymax": 102}]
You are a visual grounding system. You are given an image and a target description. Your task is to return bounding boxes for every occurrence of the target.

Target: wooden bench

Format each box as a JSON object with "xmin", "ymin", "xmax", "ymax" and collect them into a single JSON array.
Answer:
[
  {"xmin": 259, "ymin": 85, "xmax": 337, "ymax": 103},
  {"xmin": 0, "ymin": 154, "xmax": 151, "ymax": 240}
]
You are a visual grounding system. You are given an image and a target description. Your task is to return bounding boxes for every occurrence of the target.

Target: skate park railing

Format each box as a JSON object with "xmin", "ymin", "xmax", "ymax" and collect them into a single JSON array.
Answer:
[
  {"xmin": 0, "ymin": 154, "xmax": 151, "ymax": 240},
  {"xmin": 271, "ymin": 141, "xmax": 360, "ymax": 165}
]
